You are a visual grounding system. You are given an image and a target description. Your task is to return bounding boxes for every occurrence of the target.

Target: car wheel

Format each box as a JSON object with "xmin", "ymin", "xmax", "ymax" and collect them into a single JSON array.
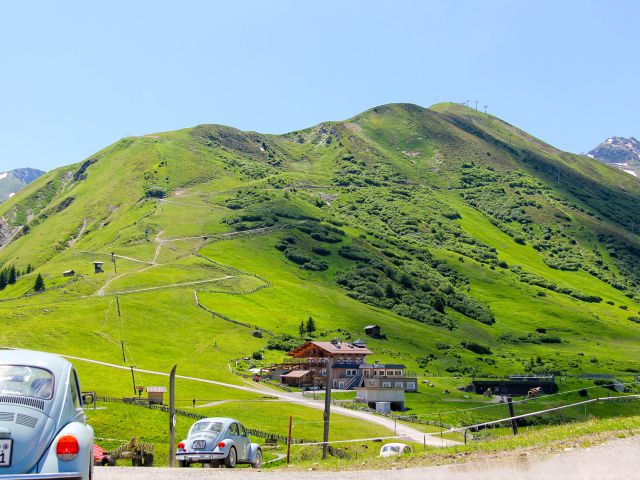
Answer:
[
  {"xmin": 142, "ymin": 453, "xmax": 154, "ymax": 466},
  {"xmin": 251, "ymin": 448, "xmax": 263, "ymax": 468},
  {"xmin": 178, "ymin": 460, "xmax": 190, "ymax": 467},
  {"xmin": 224, "ymin": 447, "xmax": 237, "ymax": 468}
]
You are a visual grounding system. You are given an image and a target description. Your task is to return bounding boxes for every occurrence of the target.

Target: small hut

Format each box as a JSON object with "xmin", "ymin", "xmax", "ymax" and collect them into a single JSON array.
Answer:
[
  {"xmin": 146, "ymin": 386, "xmax": 166, "ymax": 405},
  {"xmin": 94, "ymin": 261, "xmax": 104, "ymax": 274},
  {"xmin": 63, "ymin": 270, "xmax": 75, "ymax": 277},
  {"xmin": 364, "ymin": 325, "xmax": 381, "ymax": 338}
]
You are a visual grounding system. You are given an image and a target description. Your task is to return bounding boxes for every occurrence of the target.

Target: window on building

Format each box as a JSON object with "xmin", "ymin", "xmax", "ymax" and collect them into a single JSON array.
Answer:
[
  {"xmin": 395, "ymin": 382, "xmax": 403, "ymax": 388},
  {"xmin": 382, "ymin": 382, "xmax": 391, "ymax": 388},
  {"xmin": 407, "ymin": 382, "xmax": 416, "ymax": 390}
]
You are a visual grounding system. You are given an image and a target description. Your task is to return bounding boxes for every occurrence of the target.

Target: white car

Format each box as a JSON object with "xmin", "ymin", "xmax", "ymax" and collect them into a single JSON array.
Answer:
[
  {"xmin": 379, "ymin": 442, "xmax": 411, "ymax": 457},
  {"xmin": 176, "ymin": 417, "xmax": 262, "ymax": 468},
  {"xmin": 0, "ymin": 349, "xmax": 94, "ymax": 479}
]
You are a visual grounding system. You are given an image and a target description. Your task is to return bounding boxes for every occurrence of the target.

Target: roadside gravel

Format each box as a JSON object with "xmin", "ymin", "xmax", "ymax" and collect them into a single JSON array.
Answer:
[{"xmin": 95, "ymin": 434, "xmax": 639, "ymax": 480}]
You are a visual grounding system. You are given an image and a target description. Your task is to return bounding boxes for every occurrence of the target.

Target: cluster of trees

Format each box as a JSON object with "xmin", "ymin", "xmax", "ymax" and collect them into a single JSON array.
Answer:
[
  {"xmin": 0, "ymin": 264, "xmax": 44, "ymax": 292},
  {"xmin": 0, "ymin": 264, "xmax": 35, "ymax": 290},
  {"xmin": 298, "ymin": 316, "xmax": 317, "ymax": 336}
]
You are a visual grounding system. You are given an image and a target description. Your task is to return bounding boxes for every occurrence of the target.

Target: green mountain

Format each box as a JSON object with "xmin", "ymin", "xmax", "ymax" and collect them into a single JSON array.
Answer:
[
  {"xmin": 0, "ymin": 167, "xmax": 45, "ymax": 202},
  {"xmin": 0, "ymin": 102, "xmax": 638, "ymax": 386}
]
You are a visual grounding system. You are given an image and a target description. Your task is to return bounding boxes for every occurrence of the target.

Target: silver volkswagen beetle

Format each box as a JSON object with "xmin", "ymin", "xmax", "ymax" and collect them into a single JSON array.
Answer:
[
  {"xmin": 0, "ymin": 349, "xmax": 94, "ymax": 479},
  {"xmin": 176, "ymin": 417, "xmax": 262, "ymax": 468}
]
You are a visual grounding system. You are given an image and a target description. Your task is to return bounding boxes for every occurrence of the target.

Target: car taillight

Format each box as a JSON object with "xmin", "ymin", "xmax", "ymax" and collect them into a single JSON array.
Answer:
[
  {"xmin": 217, "ymin": 441, "xmax": 225, "ymax": 448},
  {"xmin": 177, "ymin": 442, "xmax": 185, "ymax": 450},
  {"xmin": 56, "ymin": 435, "xmax": 79, "ymax": 460}
]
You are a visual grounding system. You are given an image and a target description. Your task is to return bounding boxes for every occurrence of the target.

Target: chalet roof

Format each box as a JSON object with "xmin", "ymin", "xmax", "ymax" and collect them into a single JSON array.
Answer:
[
  {"xmin": 364, "ymin": 325, "xmax": 379, "ymax": 330},
  {"xmin": 290, "ymin": 341, "xmax": 373, "ymax": 357},
  {"xmin": 281, "ymin": 370, "xmax": 312, "ymax": 378}
]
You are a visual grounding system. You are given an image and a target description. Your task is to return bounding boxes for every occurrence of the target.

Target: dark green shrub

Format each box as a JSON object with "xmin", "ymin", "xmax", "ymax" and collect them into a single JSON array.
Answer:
[
  {"xmin": 312, "ymin": 247, "xmax": 331, "ymax": 256},
  {"xmin": 461, "ymin": 341, "xmax": 492, "ymax": 355}
]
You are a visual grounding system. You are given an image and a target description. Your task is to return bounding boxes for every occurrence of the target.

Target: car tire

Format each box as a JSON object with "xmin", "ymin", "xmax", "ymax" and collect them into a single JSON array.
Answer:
[
  {"xmin": 224, "ymin": 447, "xmax": 237, "ymax": 468},
  {"xmin": 178, "ymin": 460, "xmax": 190, "ymax": 467},
  {"xmin": 142, "ymin": 453, "xmax": 154, "ymax": 466},
  {"xmin": 251, "ymin": 448, "xmax": 263, "ymax": 468}
]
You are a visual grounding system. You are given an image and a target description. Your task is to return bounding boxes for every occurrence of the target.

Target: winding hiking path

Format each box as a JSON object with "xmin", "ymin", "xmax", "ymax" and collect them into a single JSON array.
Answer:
[
  {"xmin": 59, "ymin": 353, "xmax": 457, "ymax": 446},
  {"xmin": 104, "ymin": 275, "xmax": 235, "ymax": 296}
]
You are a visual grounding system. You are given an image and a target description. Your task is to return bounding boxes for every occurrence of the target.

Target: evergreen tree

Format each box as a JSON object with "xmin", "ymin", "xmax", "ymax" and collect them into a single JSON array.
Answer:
[
  {"xmin": 0, "ymin": 270, "xmax": 7, "ymax": 290},
  {"xmin": 306, "ymin": 316, "xmax": 316, "ymax": 333},
  {"xmin": 8, "ymin": 265, "xmax": 16, "ymax": 284},
  {"xmin": 34, "ymin": 274, "xmax": 45, "ymax": 292},
  {"xmin": 298, "ymin": 321, "xmax": 305, "ymax": 337},
  {"xmin": 385, "ymin": 283, "xmax": 396, "ymax": 299},
  {"xmin": 26, "ymin": 264, "xmax": 33, "ymax": 274}
]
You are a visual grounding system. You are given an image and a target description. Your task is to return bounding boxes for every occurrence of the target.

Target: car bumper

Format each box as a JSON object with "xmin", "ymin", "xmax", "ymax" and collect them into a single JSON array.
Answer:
[
  {"xmin": 177, "ymin": 452, "xmax": 226, "ymax": 462},
  {"xmin": 0, "ymin": 474, "xmax": 83, "ymax": 480}
]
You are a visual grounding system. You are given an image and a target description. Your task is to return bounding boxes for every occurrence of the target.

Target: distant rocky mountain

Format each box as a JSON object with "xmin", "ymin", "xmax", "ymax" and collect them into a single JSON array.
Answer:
[
  {"xmin": 587, "ymin": 136, "xmax": 640, "ymax": 177},
  {"xmin": 0, "ymin": 167, "xmax": 46, "ymax": 202}
]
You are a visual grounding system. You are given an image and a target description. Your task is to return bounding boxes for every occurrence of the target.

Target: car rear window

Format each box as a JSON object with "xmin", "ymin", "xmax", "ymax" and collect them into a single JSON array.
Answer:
[
  {"xmin": 0, "ymin": 365, "xmax": 54, "ymax": 400},
  {"xmin": 190, "ymin": 422, "xmax": 224, "ymax": 435}
]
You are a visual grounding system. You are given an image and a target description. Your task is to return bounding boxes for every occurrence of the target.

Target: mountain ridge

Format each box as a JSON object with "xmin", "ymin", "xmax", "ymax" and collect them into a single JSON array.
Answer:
[
  {"xmin": 0, "ymin": 167, "xmax": 45, "ymax": 202},
  {"xmin": 587, "ymin": 136, "xmax": 640, "ymax": 177},
  {"xmin": 0, "ymin": 102, "xmax": 637, "ymax": 386}
]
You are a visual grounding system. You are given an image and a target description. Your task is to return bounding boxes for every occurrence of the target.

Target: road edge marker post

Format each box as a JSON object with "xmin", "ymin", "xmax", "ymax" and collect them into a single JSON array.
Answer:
[
  {"xmin": 287, "ymin": 415, "xmax": 293, "ymax": 464},
  {"xmin": 169, "ymin": 364, "xmax": 177, "ymax": 467}
]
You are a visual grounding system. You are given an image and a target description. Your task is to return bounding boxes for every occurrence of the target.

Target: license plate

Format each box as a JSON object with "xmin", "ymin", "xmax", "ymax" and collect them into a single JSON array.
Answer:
[
  {"xmin": 0, "ymin": 439, "xmax": 12, "ymax": 467},
  {"xmin": 192, "ymin": 440, "xmax": 206, "ymax": 449}
]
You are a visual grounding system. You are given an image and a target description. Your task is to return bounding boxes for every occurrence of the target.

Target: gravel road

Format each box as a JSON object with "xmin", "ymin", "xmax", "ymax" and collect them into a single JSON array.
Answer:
[{"xmin": 95, "ymin": 435, "xmax": 639, "ymax": 480}]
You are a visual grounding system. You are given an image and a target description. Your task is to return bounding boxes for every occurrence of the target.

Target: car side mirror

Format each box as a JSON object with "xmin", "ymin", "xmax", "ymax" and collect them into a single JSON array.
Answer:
[{"xmin": 81, "ymin": 392, "xmax": 95, "ymax": 405}]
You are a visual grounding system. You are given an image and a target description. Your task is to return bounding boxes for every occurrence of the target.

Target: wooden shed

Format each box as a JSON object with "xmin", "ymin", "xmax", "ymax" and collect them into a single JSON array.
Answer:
[
  {"xmin": 364, "ymin": 325, "xmax": 381, "ymax": 338},
  {"xmin": 146, "ymin": 386, "xmax": 166, "ymax": 405},
  {"xmin": 281, "ymin": 370, "xmax": 314, "ymax": 388}
]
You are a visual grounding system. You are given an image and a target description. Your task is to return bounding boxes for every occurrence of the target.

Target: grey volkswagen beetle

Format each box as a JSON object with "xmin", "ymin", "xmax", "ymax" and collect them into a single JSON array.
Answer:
[
  {"xmin": 176, "ymin": 417, "xmax": 262, "ymax": 468},
  {"xmin": 0, "ymin": 349, "xmax": 94, "ymax": 479}
]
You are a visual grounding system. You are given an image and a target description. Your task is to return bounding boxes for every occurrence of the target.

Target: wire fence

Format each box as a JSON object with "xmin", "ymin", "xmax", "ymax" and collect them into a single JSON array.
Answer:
[{"xmin": 95, "ymin": 395, "xmax": 351, "ymax": 459}]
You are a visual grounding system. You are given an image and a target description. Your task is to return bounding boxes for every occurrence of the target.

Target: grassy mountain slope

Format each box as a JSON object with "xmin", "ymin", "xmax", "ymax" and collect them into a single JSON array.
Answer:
[{"xmin": 0, "ymin": 103, "xmax": 638, "ymax": 418}]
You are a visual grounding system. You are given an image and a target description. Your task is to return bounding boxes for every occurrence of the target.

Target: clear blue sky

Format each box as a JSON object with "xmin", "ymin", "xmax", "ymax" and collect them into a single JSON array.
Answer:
[{"xmin": 1, "ymin": 0, "xmax": 638, "ymax": 172}]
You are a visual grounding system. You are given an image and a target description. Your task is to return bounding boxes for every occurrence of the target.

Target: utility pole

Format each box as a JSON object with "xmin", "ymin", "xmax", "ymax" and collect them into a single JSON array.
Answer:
[
  {"xmin": 474, "ymin": 100, "xmax": 478, "ymax": 111},
  {"xmin": 507, "ymin": 396, "xmax": 518, "ymax": 435},
  {"xmin": 169, "ymin": 365, "xmax": 177, "ymax": 467},
  {"xmin": 322, "ymin": 361, "xmax": 333, "ymax": 460},
  {"xmin": 484, "ymin": 105, "xmax": 488, "ymax": 115},
  {"xmin": 286, "ymin": 415, "xmax": 293, "ymax": 464},
  {"xmin": 120, "ymin": 341, "xmax": 126, "ymax": 363},
  {"xmin": 130, "ymin": 366, "xmax": 136, "ymax": 396},
  {"xmin": 465, "ymin": 99, "xmax": 469, "ymax": 108},
  {"xmin": 116, "ymin": 296, "xmax": 121, "ymax": 317}
]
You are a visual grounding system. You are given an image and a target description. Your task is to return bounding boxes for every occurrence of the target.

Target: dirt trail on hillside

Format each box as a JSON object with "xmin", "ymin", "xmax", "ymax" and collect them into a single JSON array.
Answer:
[{"xmin": 94, "ymin": 435, "xmax": 639, "ymax": 479}]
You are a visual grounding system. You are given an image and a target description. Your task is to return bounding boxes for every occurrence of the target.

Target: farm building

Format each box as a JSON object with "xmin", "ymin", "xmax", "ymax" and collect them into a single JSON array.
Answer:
[
  {"xmin": 364, "ymin": 325, "xmax": 381, "ymax": 338},
  {"xmin": 63, "ymin": 270, "xmax": 75, "ymax": 277},
  {"xmin": 273, "ymin": 340, "xmax": 417, "ymax": 394}
]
